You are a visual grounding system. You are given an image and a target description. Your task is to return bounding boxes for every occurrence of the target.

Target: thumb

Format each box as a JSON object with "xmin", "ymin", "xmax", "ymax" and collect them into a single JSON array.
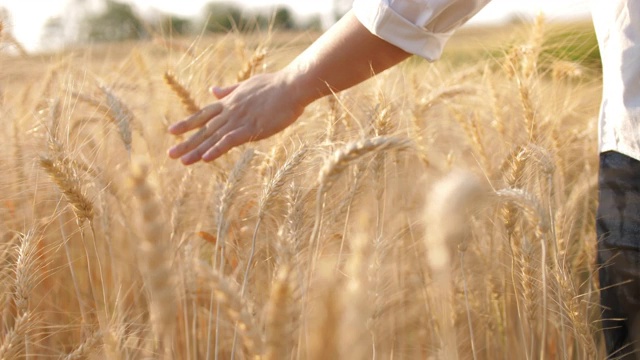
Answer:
[{"xmin": 210, "ymin": 84, "xmax": 239, "ymax": 99}]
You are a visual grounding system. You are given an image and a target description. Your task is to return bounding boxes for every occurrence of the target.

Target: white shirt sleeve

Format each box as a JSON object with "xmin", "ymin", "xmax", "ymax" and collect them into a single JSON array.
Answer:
[{"xmin": 352, "ymin": 0, "xmax": 492, "ymax": 61}]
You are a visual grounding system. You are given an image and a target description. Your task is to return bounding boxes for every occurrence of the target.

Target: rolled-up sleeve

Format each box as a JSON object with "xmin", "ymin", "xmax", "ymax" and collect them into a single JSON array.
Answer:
[{"xmin": 352, "ymin": 0, "xmax": 492, "ymax": 61}]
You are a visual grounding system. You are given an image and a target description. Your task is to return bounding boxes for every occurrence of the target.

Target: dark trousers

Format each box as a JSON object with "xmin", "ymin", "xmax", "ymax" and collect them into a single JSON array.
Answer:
[{"xmin": 597, "ymin": 151, "xmax": 640, "ymax": 359}]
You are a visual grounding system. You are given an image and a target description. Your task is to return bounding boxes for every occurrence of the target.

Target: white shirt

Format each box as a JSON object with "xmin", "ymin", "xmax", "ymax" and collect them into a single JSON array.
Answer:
[
  {"xmin": 592, "ymin": 0, "xmax": 640, "ymax": 161},
  {"xmin": 353, "ymin": 0, "xmax": 640, "ymax": 160}
]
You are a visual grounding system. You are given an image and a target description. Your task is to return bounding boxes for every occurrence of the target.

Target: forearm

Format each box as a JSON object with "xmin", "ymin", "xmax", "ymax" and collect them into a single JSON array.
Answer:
[{"xmin": 282, "ymin": 10, "xmax": 411, "ymax": 106}]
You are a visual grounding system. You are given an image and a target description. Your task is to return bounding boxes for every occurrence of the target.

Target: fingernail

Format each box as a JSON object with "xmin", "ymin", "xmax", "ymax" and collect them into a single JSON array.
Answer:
[
  {"xmin": 181, "ymin": 155, "xmax": 192, "ymax": 165},
  {"xmin": 202, "ymin": 152, "xmax": 214, "ymax": 162}
]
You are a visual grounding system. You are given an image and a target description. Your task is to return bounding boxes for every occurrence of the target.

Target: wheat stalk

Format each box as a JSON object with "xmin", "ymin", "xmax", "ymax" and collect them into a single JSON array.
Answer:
[
  {"xmin": 341, "ymin": 225, "xmax": 373, "ymax": 359},
  {"xmin": 196, "ymin": 263, "xmax": 262, "ymax": 356},
  {"xmin": 265, "ymin": 265, "xmax": 293, "ymax": 360},
  {"xmin": 211, "ymin": 148, "xmax": 254, "ymax": 360},
  {"xmin": 334, "ymin": 165, "xmax": 365, "ymax": 266},
  {"xmin": 12, "ymin": 118, "xmax": 26, "ymax": 214},
  {"xmin": 425, "ymin": 170, "xmax": 486, "ymax": 359},
  {"xmin": 308, "ymin": 264, "xmax": 339, "ymax": 360},
  {"xmin": 169, "ymin": 168, "xmax": 193, "ymax": 244}
]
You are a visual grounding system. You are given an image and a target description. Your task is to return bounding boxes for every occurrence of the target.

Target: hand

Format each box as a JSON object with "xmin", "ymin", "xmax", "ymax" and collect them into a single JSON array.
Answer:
[{"xmin": 167, "ymin": 71, "xmax": 307, "ymax": 165}]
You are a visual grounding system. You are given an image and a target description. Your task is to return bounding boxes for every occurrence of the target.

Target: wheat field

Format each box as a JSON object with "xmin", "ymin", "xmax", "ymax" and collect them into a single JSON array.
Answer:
[{"xmin": 0, "ymin": 18, "xmax": 606, "ymax": 359}]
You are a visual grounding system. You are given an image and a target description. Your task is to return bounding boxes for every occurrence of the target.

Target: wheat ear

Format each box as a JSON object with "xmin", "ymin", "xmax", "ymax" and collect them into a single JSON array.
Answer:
[
  {"xmin": 64, "ymin": 330, "xmax": 102, "ymax": 360},
  {"xmin": 554, "ymin": 173, "xmax": 597, "ymax": 261},
  {"xmin": 39, "ymin": 156, "xmax": 94, "ymax": 224},
  {"xmin": 501, "ymin": 145, "xmax": 529, "ymax": 239},
  {"xmin": 0, "ymin": 234, "xmax": 18, "ymax": 286},
  {"xmin": 47, "ymin": 131, "xmax": 99, "ymax": 178},
  {"xmin": 130, "ymin": 159, "xmax": 177, "ymax": 351},
  {"xmin": 0, "ymin": 312, "xmax": 31, "ymax": 359},
  {"xmin": 163, "ymin": 71, "xmax": 200, "ymax": 114},
  {"xmin": 495, "ymin": 187, "xmax": 549, "ymax": 356},
  {"xmin": 214, "ymin": 148, "xmax": 255, "ymax": 266},
  {"xmin": 281, "ymin": 182, "xmax": 307, "ymax": 257},
  {"xmin": 14, "ymin": 229, "xmax": 39, "ymax": 316},
  {"xmin": 242, "ymin": 145, "xmax": 307, "ymax": 284},
  {"xmin": 554, "ymin": 269, "xmax": 597, "ymax": 358},
  {"xmin": 237, "ymin": 48, "xmax": 266, "ymax": 82},
  {"xmin": 299, "ymin": 137, "xmax": 410, "ymax": 358},
  {"xmin": 318, "ymin": 136, "xmax": 410, "ymax": 197},
  {"xmin": 308, "ymin": 136, "xmax": 410, "ymax": 303},
  {"xmin": 232, "ymin": 146, "xmax": 307, "ymax": 356},
  {"xmin": 495, "ymin": 188, "xmax": 549, "ymax": 240},
  {"xmin": 99, "ymin": 85, "xmax": 133, "ymax": 153}
]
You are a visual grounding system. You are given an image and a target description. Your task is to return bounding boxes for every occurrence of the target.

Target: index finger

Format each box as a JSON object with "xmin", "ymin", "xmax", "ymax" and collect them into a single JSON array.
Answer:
[{"xmin": 168, "ymin": 102, "xmax": 223, "ymax": 135}]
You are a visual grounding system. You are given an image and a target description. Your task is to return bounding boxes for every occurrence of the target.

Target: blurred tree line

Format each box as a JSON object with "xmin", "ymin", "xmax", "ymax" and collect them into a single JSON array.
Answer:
[{"xmin": 41, "ymin": 0, "xmax": 324, "ymax": 46}]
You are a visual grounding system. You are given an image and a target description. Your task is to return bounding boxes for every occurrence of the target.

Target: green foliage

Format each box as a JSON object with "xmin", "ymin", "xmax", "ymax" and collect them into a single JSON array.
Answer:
[
  {"xmin": 273, "ymin": 7, "xmax": 294, "ymax": 30},
  {"xmin": 202, "ymin": 2, "xmax": 298, "ymax": 32},
  {"xmin": 542, "ymin": 25, "xmax": 601, "ymax": 69},
  {"xmin": 159, "ymin": 15, "xmax": 193, "ymax": 36},
  {"xmin": 83, "ymin": 0, "xmax": 147, "ymax": 42},
  {"xmin": 203, "ymin": 2, "xmax": 246, "ymax": 32}
]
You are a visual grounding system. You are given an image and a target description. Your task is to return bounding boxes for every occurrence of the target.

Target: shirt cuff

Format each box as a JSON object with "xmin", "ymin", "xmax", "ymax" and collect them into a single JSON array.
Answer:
[{"xmin": 352, "ymin": 0, "xmax": 453, "ymax": 61}]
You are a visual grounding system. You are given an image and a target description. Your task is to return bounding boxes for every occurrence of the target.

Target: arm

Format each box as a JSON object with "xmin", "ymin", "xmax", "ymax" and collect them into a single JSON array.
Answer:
[
  {"xmin": 283, "ymin": 10, "xmax": 411, "ymax": 105},
  {"xmin": 167, "ymin": 11, "xmax": 410, "ymax": 165}
]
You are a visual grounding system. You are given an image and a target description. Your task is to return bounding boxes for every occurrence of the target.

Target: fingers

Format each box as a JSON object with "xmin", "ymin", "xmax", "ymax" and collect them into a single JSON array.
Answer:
[
  {"xmin": 177, "ymin": 124, "xmax": 248, "ymax": 165},
  {"xmin": 168, "ymin": 111, "xmax": 229, "ymax": 160},
  {"xmin": 168, "ymin": 102, "xmax": 223, "ymax": 135},
  {"xmin": 202, "ymin": 127, "xmax": 249, "ymax": 162},
  {"xmin": 178, "ymin": 132, "xmax": 223, "ymax": 165},
  {"xmin": 168, "ymin": 126, "xmax": 207, "ymax": 159},
  {"xmin": 210, "ymin": 84, "xmax": 239, "ymax": 100}
]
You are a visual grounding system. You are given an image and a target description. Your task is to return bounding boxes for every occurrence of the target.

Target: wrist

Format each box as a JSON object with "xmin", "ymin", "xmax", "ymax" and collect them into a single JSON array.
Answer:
[{"xmin": 280, "ymin": 61, "xmax": 328, "ymax": 108}]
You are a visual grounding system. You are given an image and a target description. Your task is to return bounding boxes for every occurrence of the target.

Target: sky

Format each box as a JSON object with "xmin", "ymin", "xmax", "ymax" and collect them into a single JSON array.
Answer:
[{"xmin": 0, "ymin": 0, "xmax": 591, "ymax": 52}]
